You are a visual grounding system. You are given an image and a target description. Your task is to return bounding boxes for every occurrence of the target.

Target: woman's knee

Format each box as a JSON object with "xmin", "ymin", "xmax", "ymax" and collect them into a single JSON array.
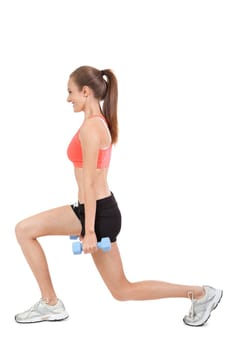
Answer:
[
  {"xmin": 110, "ymin": 282, "xmax": 132, "ymax": 301},
  {"xmin": 15, "ymin": 219, "xmax": 32, "ymax": 244}
]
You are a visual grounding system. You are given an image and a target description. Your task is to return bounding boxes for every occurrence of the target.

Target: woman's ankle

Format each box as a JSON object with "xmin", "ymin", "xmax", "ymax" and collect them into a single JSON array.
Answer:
[
  {"xmin": 195, "ymin": 287, "xmax": 205, "ymax": 300},
  {"xmin": 42, "ymin": 297, "xmax": 58, "ymax": 306}
]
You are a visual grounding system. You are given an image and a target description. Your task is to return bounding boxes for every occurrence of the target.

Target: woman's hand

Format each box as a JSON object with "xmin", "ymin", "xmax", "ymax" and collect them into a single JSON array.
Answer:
[{"xmin": 80, "ymin": 232, "xmax": 98, "ymax": 254}]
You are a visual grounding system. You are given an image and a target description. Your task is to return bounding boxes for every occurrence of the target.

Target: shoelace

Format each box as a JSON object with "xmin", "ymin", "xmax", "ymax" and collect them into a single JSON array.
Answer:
[
  {"xmin": 29, "ymin": 298, "xmax": 47, "ymax": 312},
  {"xmin": 187, "ymin": 291, "xmax": 195, "ymax": 318}
]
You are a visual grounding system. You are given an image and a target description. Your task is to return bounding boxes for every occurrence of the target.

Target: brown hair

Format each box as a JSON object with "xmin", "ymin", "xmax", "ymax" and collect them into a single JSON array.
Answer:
[{"xmin": 70, "ymin": 66, "xmax": 118, "ymax": 144}]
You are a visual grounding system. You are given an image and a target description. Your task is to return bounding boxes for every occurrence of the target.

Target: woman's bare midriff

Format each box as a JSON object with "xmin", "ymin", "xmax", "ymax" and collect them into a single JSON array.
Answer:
[{"xmin": 74, "ymin": 167, "xmax": 111, "ymax": 203}]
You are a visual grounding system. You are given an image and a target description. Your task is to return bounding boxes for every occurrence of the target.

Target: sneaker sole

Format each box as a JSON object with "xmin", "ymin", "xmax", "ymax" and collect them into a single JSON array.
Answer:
[
  {"xmin": 15, "ymin": 314, "xmax": 69, "ymax": 324},
  {"xmin": 183, "ymin": 289, "xmax": 223, "ymax": 327}
]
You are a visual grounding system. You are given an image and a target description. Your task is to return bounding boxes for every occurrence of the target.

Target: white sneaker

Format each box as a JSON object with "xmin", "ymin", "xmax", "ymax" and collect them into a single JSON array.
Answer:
[
  {"xmin": 183, "ymin": 285, "xmax": 223, "ymax": 327},
  {"xmin": 15, "ymin": 298, "xmax": 69, "ymax": 323}
]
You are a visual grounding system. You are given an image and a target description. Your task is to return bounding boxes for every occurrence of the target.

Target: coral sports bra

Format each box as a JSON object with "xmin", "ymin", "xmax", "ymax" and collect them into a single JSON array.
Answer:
[{"xmin": 67, "ymin": 115, "xmax": 112, "ymax": 169}]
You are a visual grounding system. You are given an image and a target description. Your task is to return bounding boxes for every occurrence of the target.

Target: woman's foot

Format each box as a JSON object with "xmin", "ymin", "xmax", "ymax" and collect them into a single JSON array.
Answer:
[
  {"xmin": 183, "ymin": 285, "xmax": 223, "ymax": 327},
  {"xmin": 15, "ymin": 298, "xmax": 69, "ymax": 323}
]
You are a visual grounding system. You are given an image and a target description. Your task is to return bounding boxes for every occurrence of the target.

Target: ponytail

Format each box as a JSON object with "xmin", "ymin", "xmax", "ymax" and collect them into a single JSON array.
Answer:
[{"xmin": 102, "ymin": 69, "xmax": 118, "ymax": 144}]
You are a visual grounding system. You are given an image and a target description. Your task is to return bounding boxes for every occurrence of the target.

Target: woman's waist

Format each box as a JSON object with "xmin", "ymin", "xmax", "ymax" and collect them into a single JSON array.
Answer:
[
  {"xmin": 78, "ymin": 192, "xmax": 119, "ymax": 212},
  {"xmin": 78, "ymin": 188, "xmax": 111, "ymax": 205}
]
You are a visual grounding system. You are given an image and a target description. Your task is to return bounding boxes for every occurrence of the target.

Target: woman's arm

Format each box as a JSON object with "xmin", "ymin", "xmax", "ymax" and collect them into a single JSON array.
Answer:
[{"xmin": 79, "ymin": 120, "xmax": 100, "ymax": 253}]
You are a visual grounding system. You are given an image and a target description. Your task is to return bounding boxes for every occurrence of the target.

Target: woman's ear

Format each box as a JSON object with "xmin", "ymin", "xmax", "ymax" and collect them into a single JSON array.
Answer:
[{"xmin": 82, "ymin": 85, "xmax": 91, "ymax": 97}]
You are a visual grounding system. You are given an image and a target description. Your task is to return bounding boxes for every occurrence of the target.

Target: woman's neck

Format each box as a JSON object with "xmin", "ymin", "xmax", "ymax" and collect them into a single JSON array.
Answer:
[{"xmin": 84, "ymin": 104, "xmax": 102, "ymax": 120}]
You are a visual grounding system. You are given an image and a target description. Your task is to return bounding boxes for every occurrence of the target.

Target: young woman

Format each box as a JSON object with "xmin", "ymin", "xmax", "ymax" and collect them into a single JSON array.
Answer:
[{"xmin": 15, "ymin": 66, "xmax": 222, "ymax": 326}]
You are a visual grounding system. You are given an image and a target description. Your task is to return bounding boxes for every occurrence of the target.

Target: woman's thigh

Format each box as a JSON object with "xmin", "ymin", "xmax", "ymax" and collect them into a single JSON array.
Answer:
[{"xmin": 16, "ymin": 205, "xmax": 82, "ymax": 239}]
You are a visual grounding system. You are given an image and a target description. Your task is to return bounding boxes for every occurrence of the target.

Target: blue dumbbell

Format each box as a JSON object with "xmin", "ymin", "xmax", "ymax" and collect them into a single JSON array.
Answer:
[
  {"xmin": 70, "ymin": 235, "xmax": 78, "ymax": 240},
  {"xmin": 72, "ymin": 237, "xmax": 111, "ymax": 255}
]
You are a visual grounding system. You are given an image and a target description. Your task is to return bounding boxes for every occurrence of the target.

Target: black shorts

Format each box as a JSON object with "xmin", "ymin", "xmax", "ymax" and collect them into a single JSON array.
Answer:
[{"xmin": 70, "ymin": 192, "xmax": 121, "ymax": 243}]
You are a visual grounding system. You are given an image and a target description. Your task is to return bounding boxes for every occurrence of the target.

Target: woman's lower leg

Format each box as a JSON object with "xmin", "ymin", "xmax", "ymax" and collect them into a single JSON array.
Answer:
[
  {"xmin": 16, "ymin": 233, "xmax": 58, "ymax": 304},
  {"xmin": 120, "ymin": 280, "xmax": 205, "ymax": 301}
]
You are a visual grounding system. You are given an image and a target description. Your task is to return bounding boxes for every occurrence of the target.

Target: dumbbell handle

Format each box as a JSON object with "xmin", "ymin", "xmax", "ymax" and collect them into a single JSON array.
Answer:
[
  {"xmin": 72, "ymin": 237, "xmax": 111, "ymax": 255},
  {"xmin": 70, "ymin": 235, "xmax": 78, "ymax": 240}
]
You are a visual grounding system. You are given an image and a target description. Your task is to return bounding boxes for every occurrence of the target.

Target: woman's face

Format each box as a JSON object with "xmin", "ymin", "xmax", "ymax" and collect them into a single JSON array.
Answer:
[{"xmin": 67, "ymin": 78, "xmax": 85, "ymax": 113}]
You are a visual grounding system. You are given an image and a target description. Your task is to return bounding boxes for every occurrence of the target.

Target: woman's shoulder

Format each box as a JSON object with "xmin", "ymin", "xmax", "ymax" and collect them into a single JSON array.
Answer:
[
  {"xmin": 81, "ymin": 116, "xmax": 105, "ymax": 132},
  {"xmin": 79, "ymin": 119, "xmax": 101, "ymax": 142}
]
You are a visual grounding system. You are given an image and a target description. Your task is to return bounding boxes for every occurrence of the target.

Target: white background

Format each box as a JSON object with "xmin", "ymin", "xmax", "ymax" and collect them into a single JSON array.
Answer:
[{"xmin": 0, "ymin": 0, "xmax": 232, "ymax": 349}]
